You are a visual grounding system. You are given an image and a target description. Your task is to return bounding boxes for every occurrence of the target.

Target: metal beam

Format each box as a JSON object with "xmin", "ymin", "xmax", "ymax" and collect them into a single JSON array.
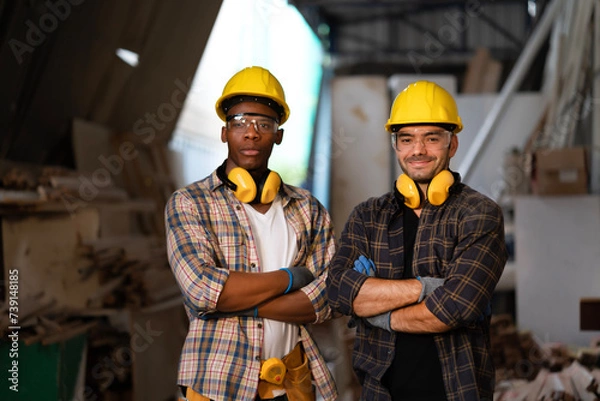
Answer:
[{"xmin": 458, "ymin": 0, "xmax": 564, "ymax": 182}]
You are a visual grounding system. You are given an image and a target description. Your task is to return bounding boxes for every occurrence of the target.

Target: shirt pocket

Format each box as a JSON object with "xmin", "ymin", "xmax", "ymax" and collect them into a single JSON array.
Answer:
[{"xmin": 215, "ymin": 230, "xmax": 246, "ymax": 267}]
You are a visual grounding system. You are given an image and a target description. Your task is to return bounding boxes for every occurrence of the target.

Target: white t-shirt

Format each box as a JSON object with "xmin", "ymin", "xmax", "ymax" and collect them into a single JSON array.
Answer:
[{"xmin": 242, "ymin": 196, "xmax": 299, "ymax": 359}]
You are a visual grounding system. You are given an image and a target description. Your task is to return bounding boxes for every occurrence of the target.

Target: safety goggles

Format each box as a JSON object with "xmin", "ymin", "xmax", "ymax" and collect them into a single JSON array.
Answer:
[
  {"xmin": 391, "ymin": 129, "xmax": 452, "ymax": 152},
  {"xmin": 226, "ymin": 113, "xmax": 279, "ymax": 135}
]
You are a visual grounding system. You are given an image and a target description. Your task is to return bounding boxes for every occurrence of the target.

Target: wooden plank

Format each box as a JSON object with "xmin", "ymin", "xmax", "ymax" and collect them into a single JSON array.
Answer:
[
  {"xmin": 548, "ymin": 0, "xmax": 594, "ymax": 148},
  {"xmin": 591, "ymin": 0, "xmax": 600, "ymax": 194},
  {"xmin": 463, "ymin": 47, "xmax": 491, "ymax": 93},
  {"xmin": 480, "ymin": 58, "xmax": 503, "ymax": 93}
]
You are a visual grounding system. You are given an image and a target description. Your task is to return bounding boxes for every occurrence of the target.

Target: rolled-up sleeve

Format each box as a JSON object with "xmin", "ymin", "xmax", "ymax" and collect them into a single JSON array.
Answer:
[
  {"xmin": 425, "ymin": 197, "xmax": 508, "ymax": 327},
  {"xmin": 165, "ymin": 189, "xmax": 229, "ymax": 316},
  {"xmin": 326, "ymin": 204, "xmax": 371, "ymax": 317}
]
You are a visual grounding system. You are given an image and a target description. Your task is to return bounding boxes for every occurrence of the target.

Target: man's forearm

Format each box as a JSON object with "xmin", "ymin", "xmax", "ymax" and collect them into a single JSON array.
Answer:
[
  {"xmin": 353, "ymin": 277, "xmax": 421, "ymax": 317},
  {"xmin": 217, "ymin": 270, "xmax": 290, "ymax": 311},
  {"xmin": 258, "ymin": 291, "xmax": 316, "ymax": 324},
  {"xmin": 389, "ymin": 302, "xmax": 451, "ymax": 333}
]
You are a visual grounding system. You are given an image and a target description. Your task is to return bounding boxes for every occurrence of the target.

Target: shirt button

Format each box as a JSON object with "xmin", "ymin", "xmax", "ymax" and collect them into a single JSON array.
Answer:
[
  {"xmin": 257, "ymin": 323, "xmax": 263, "ymax": 328},
  {"xmin": 255, "ymin": 356, "xmax": 261, "ymax": 361},
  {"xmin": 236, "ymin": 205, "xmax": 241, "ymax": 210}
]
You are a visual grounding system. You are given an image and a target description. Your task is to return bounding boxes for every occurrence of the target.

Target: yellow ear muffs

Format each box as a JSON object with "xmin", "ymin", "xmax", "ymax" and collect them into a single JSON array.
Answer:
[
  {"xmin": 396, "ymin": 170, "xmax": 455, "ymax": 208},
  {"xmin": 396, "ymin": 173, "xmax": 422, "ymax": 209},
  {"xmin": 260, "ymin": 171, "xmax": 282, "ymax": 204},
  {"xmin": 228, "ymin": 167, "xmax": 257, "ymax": 203},
  {"xmin": 427, "ymin": 170, "xmax": 455, "ymax": 206},
  {"xmin": 223, "ymin": 166, "xmax": 282, "ymax": 204}
]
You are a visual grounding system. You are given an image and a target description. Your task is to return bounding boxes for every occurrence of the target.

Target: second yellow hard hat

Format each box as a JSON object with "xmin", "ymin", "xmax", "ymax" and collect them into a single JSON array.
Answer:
[{"xmin": 385, "ymin": 80, "xmax": 463, "ymax": 133}]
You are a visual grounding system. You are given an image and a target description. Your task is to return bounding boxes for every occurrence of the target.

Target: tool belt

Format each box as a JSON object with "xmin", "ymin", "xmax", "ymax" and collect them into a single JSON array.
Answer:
[
  {"xmin": 179, "ymin": 386, "xmax": 211, "ymax": 401},
  {"xmin": 257, "ymin": 342, "xmax": 315, "ymax": 401}
]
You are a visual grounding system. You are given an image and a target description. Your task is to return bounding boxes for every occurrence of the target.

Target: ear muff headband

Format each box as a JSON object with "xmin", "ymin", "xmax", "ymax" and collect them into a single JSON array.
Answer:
[
  {"xmin": 217, "ymin": 161, "xmax": 281, "ymax": 204},
  {"xmin": 396, "ymin": 170, "xmax": 455, "ymax": 208}
]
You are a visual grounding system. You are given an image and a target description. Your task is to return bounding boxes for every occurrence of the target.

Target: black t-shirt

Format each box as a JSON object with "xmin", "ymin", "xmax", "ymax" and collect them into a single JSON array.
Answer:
[{"xmin": 381, "ymin": 206, "xmax": 447, "ymax": 400}]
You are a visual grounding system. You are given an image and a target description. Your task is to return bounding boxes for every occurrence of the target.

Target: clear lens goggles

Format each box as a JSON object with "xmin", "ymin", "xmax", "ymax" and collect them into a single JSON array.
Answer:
[
  {"xmin": 391, "ymin": 130, "xmax": 452, "ymax": 152},
  {"xmin": 226, "ymin": 113, "xmax": 279, "ymax": 135}
]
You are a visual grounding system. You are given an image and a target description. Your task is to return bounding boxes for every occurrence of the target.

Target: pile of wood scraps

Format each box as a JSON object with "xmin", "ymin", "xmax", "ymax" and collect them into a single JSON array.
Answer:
[
  {"xmin": 84, "ymin": 240, "xmax": 180, "ymax": 309},
  {"xmin": 492, "ymin": 314, "xmax": 600, "ymax": 400},
  {"xmin": 0, "ymin": 291, "xmax": 95, "ymax": 346}
]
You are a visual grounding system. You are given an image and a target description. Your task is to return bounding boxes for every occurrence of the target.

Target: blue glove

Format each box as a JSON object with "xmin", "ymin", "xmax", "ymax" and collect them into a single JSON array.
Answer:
[
  {"xmin": 365, "ymin": 311, "xmax": 392, "ymax": 332},
  {"xmin": 416, "ymin": 276, "xmax": 445, "ymax": 302},
  {"xmin": 477, "ymin": 302, "xmax": 492, "ymax": 323},
  {"xmin": 200, "ymin": 307, "xmax": 258, "ymax": 320},
  {"xmin": 353, "ymin": 255, "xmax": 376, "ymax": 277},
  {"xmin": 280, "ymin": 266, "xmax": 314, "ymax": 294}
]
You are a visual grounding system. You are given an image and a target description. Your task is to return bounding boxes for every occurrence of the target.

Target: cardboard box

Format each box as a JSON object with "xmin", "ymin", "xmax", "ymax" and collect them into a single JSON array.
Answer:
[{"xmin": 534, "ymin": 147, "xmax": 588, "ymax": 195}]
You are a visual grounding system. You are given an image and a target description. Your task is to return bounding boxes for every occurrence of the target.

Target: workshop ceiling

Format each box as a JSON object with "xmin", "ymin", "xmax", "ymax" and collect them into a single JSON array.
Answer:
[{"xmin": 290, "ymin": 0, "xmax": 550, "ymax": 81}]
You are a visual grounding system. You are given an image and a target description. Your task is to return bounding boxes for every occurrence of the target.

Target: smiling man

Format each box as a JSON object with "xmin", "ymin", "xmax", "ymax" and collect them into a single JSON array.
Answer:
[
  {"xmin": 326, "ymin": 81, "xmax": 508, "ymax": 401},
  {"xmin": 166, "ymin": 66, "xmax": 337, "ymax": 401}
]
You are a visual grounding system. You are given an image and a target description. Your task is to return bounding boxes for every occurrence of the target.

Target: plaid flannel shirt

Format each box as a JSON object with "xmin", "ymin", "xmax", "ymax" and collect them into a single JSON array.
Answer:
[
  {"xmin": 165, "ymin": 169, "xmax": 337, "ymax": 401},
  {"xmin": 326, "ymin": 183, "xmax": 508, "ymax": 401}
]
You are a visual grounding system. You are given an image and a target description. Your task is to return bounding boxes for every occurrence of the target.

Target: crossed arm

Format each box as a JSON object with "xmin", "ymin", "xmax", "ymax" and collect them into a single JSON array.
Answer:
[
  {"xmin": 165, "ymin": 189, "xmax": 335, "ymax": 325},
  {"xmin": 216, "ymin": 270, "xmax": 318, "ymax": 324},
  {"xmin": 350, "ymin": 258, "xmax": 451, "ymax": 334},
  {"xmin": 352, "ymin": 276, "xmax": 451, "ymax": 333}
]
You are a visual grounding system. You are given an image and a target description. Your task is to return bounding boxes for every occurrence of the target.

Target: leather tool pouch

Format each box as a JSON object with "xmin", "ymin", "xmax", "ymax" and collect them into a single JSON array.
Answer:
[
  {"xmin": 283, "ymin": 342, "xmax": 315, "ymax": 401},
  {"xmin": 258, "ymin": 342, "xmax": 315, "ymax": 401}
]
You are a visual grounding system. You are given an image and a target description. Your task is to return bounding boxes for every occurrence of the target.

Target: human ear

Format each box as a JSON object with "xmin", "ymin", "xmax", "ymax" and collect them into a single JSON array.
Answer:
[
  {"xmin": 221, "ymin": 126, "xmax": 228, "ymax": 143},
  {"xmin": 275, "ymin": 128, "xmax": 284, "ymax": 145}
]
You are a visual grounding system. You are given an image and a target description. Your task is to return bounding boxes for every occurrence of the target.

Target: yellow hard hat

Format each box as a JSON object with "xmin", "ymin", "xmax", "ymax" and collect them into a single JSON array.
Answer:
[
  {"xmin": 215, "ymin": 66, "xmax": 290, "ymax": 125},
  {"xmin": 385, "ymin": 80, "xmax": 463, "ymax": 133}
]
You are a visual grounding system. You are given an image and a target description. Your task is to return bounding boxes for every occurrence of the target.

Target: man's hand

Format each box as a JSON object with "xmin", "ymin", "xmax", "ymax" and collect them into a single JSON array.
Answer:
[
  {"xmin": 353, "ymin": 255, "xmax": 376, "ymax": 277},
  {"xmin": 280, "ymin": 266, "xmax": 314, "ymax": 294},
  {"xmin": 200, "ymin": 307, "xmax": 258, "ymax": 320},
  {"xmin": 416, "ymin": 276, "xmax": 445, "ymax": 302},
  {"xmin": 365, "ymin": 311, "xmax": 392, "ymax": 332},
  {"xmin": 477, "ymin": 302, "xmax": 492, "ymax": 322}
]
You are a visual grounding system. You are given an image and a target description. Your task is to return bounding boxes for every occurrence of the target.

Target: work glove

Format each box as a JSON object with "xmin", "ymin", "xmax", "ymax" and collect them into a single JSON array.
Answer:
[
  {"xmin": 353, "ymin": 256, "xmax": 392, "ymax": 331},
  {"xmin": 280, "ymin": 266, "xmax": 314, "ymax": 294},
  {"xmin": 200, "ymin": 307, "xmax": 258, "ymax": 320},
  {"xmin": 365, "ymin": 311, "xmax": 392, "ymax": 332},
  {"xmin": 477, "ymin": 302, "xmax": 492, "ymax": 323},
  {"xmin": 353, "ymin": 255, "xmax": 376, "ymax": 277},
  {"xmin": 416, "ymin": 276, "xmax": 445, "ymax": 302}
]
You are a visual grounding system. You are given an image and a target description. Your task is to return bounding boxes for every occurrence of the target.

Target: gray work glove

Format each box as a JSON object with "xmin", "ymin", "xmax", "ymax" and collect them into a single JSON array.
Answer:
[
  {"xmin": 200, "ymin": 307, "xmax": 258, "ymax": 320},
  {"xmin": 417, "ymin": 276, "xmax": 445, "ymax": 302},
  {"xmin": 280, "ymin": 266, "xmax": 314, "ymax": 294},
  {"xmin": 365, "ymin": 311, "xmax": 392, "ymax": 332}
]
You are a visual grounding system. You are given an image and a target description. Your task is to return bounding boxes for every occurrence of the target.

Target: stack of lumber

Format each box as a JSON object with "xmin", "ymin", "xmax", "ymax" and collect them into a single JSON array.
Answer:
[{"xmin": 491, "ymin": 314, "xmax": 600, "ymax": 400}]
